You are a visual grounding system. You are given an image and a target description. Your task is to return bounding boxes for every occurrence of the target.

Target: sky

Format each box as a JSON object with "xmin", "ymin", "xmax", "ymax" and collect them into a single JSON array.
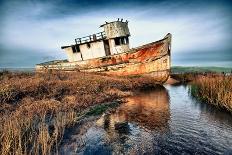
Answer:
[{"xmin": 0, "ymin": 0, "xmax": 231, "ymax": 68}]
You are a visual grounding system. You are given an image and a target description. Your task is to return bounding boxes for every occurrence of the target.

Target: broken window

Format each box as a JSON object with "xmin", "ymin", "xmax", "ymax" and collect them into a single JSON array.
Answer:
[
  {"xmin": 114, "ymin": 36, "xmax": 129, "ymax": 46},
  {"xmin": 72, "ymin": 45, "xmax": 80, "ymax": 53},
  {"xmin": 125, "ymin": 37, "xmax": 129, "ymax": 44},
  {"xmin": 87, "ymin": 43, "xmax": 91, "ymax": 48},
  {"xmin": 114, "ymin": 37, "xmax": 120, "ymax": 46},
  {"xmin": 121, "ymin": 38, "xmax": 126, "ymax": 44},
  {"xmin": 122, "ymin": 36, "xmax": 129, "ymax": 44}
]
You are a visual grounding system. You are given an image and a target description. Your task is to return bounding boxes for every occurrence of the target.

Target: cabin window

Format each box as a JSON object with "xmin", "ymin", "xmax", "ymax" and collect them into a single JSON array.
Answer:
[
  {"xmin": 72, "ymin": 45, "xmax": 80, "ymax": 53},
  {"xmin": 114, "ymin": 37, "xmax": 120, "ymax": 46},
  {"xmin": 87, "ymin": 43, "xmax": 91, "ymax": 48},
  {"xmin": 125, "ymin": 37, "xmax": 129, "ymax": 44},
  {"xmin": 121, "ymin": 38, "xmax": 126, "ymax": 44},
  {"xmin": 114, "ymin": 36, "xmax": 129, "ymax": 46}
]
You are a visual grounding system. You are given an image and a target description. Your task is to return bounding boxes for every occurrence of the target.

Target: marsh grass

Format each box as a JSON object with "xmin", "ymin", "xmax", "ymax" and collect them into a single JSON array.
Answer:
[
  {"xmin": 0, "ymin": 71, "xmax": 158, "ymax": 155},
  {"xmin": 171, "ymin": 73, "xmax": 198, "ymax": 83},
  {"xmin": 190, "ymin": 74, "xmax": 232, "ymax": 112}
]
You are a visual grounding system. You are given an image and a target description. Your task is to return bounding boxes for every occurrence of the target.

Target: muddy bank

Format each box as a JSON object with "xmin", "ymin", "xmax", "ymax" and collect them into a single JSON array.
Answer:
[{"xmin": 165, "ymin": 77, "xmax": 180, "ymax": 85}]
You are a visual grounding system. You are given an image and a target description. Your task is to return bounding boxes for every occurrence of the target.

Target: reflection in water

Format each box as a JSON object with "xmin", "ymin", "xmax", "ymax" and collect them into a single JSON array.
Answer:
[
  {"xmin": 60, "ymin": 85, "xmax": 232, "ymax": 155},
  {"xmin": 97, "ymin": 86, "xmax": 170, "ymax": 132},
  {"xmin": 90, "ymin": 86, "xmax": 171, "ymax": 154}
]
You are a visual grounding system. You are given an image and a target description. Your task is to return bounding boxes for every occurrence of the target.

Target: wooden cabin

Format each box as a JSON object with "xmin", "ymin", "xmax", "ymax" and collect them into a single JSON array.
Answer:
[{"xmin": 61, "ymin": 19, "xmax": 130, "ymax": 62}]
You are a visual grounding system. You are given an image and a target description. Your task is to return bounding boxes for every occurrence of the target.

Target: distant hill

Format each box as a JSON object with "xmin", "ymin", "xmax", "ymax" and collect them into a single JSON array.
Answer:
[{"xmin": 171, "ymin": 66, "xmax": 232, "ymax": 73}]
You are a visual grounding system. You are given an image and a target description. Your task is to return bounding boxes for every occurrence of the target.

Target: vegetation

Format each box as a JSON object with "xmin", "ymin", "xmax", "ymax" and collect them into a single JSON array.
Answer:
[
  {"xmin": 171, "ymin": 71, "xmax": 232, "ymax": 112},
  {"xmin": 170, "ymin": 73, "xmax": 198, "ymax": 83},
  {"xmin": 85, "ymin": 101, "xmax": 120, "ymax": 116},
  {"xmin": 190, "ymin": 74, "xmax": 232, "ymax": 112},
  {"xmin": 0, "ymin": 71, "xmax": 159, "ymax": 155}
]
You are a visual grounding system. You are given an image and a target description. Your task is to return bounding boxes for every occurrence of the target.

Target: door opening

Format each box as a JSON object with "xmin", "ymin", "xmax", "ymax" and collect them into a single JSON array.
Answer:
[{"xmin": 104, "ymin": 40, "xmax": 111, "ymax": 56}]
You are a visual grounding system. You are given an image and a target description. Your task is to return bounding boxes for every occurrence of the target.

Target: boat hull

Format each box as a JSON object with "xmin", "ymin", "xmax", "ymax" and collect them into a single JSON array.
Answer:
[{"xmin": 36, "ymin": 33, "xmax": 172, "ymax": 83}]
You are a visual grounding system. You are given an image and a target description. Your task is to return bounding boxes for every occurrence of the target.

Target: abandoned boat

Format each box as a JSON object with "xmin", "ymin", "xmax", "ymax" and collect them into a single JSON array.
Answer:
[{"xmin": 36, "ymin": 19, "xmax": 172, "ymax": 83}]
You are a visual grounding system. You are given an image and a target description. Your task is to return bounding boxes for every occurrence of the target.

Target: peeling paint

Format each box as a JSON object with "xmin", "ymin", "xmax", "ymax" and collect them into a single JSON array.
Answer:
[{"xmin": 36, "ymin": 33, "xmax": 172, "ymax": 84}]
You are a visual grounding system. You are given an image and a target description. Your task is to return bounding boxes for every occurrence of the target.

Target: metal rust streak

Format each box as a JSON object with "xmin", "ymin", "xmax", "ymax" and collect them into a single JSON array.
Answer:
[
  {"xmin": 132, "ymin": 42, "xmax": 164, "ymax": 62},
  {"xmin": 81, "ymin": 34, "xmax": 172, "ymax": 83},
  {"xmin": 77, "ymin": 35, "xmax": 169, "ymax": 69},
  {"xmin": 88, "ymin": 54, "xmax": 170, "ymax": 77},
  {"xmin": 35, "ymin": 33, "xmax": 172, "ymax": 84}
]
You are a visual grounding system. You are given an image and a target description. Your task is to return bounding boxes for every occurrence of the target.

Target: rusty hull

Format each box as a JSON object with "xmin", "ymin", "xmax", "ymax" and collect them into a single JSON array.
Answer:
[{"xmin": 36, "ymin": 33, "xmax": 171, "ymax": 83}]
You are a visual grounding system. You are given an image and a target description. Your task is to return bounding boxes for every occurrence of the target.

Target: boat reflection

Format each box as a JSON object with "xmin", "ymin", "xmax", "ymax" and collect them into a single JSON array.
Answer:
[{"xmin": 97, "ymin": 86, "xmax": 170, "ymax": 134}]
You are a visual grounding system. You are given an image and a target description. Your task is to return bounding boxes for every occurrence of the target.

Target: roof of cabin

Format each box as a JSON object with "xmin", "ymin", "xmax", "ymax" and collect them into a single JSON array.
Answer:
[
  {"xmin": 99, "ymin": 20, "xmax": 128, "ymax": 27},
  {"xmin": 61, "ymin": 38, "xmax": 105, "ymax": 49},
  {"xmin": 61, "ymin": 19, "xmax": 128, "ymax": 49}
]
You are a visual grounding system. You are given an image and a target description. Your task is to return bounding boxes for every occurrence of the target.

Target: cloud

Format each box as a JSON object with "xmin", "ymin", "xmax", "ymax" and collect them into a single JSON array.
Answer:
[{"xmin": 0, "ymin": 0, "xmax": 231, "ymax": 67}]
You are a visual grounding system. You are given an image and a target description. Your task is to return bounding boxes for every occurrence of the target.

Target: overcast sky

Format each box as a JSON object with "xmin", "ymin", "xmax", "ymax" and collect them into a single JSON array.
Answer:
[{"xmin": 0, "ymin": 0, "xmax": 231, "ymax": 68}]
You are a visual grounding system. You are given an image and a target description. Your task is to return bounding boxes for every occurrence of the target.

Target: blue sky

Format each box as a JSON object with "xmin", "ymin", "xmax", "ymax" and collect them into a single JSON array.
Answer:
[{"xmin": 0, "ymin": 0, "xmax": 231, "ymax": 68}]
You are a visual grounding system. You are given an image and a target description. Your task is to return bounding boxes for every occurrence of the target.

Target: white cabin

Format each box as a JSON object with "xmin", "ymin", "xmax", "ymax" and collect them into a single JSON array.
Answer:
[{"xmin": 61, "ymin": 19, "xmax": 130, "ymax": 62}]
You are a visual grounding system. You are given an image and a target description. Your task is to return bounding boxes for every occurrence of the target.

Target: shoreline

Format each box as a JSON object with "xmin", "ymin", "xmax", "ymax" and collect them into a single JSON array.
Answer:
[
  {"xmin": 170, "ymin": 73, "xmax": 232, "ymax": 113},
  {"xmin": 0, "ymin": 71, "xmax": 161, "ymax": 155}
]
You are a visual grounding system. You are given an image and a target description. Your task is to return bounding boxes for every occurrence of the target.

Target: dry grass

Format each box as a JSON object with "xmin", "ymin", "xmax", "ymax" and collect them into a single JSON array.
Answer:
[
  {"xmin": 0, "ymin": 71, "xmax": 158, "ymax": 155},
  {"xmin": 190, "ymin": 74, "xmax": 232, "ymax": 112},
  {"xmin": 170, "ymin": 73, "xmax": 198, "ymax": 83}
]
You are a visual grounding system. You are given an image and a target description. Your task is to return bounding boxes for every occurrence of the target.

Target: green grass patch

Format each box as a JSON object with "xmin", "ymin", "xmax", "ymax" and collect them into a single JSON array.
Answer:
[{"xmin": 85, "ymin": 101, "xmax": 120, "ymax": 116}]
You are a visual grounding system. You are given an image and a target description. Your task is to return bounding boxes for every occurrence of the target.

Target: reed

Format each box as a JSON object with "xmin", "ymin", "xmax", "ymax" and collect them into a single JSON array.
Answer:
[
  {"xmin": 171, "ymin": 72, "xmax": 198, "ymax": 83},
  {"xmin": 190, "ymin": 74, "xmax": 232, "ymax": 112},
  {"xmin": 0, "ymin": 71, "xmax": 158, "ymax": 155}
]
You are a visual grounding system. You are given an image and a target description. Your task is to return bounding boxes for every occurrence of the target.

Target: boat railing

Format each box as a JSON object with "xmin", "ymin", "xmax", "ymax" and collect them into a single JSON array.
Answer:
[{"xmin": 75, "ymin": 31, "xmax": 106, "ymax": 44}]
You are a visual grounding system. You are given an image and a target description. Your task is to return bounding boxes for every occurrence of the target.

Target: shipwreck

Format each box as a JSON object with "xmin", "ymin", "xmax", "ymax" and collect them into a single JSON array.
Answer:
[{"xmin": 36, "ymin": 19, "xmax": 172, "ymax": 83}]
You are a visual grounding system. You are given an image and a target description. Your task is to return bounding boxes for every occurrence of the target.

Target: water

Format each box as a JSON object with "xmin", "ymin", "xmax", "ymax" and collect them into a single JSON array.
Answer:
[{"xmin": 60, "ymin": 85, "xmax": 232, "ymax": 155}]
